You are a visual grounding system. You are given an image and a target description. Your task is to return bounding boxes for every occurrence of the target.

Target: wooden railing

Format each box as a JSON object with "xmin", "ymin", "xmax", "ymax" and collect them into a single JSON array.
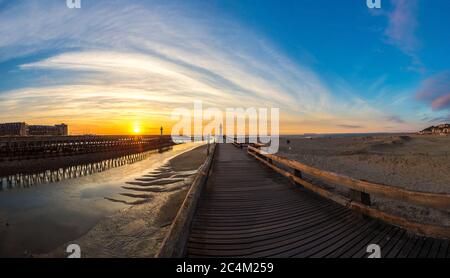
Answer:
[
  {"xmin": 156, "ymin": 143, "xmax": 217, "ymax": 258},
  {"xmin": 232, "ymin": 140, "xmax": 265, "ymax": 149},
  {"xmin": 246, "ymin": 145, "xmax": 450, "ymax": 239}
]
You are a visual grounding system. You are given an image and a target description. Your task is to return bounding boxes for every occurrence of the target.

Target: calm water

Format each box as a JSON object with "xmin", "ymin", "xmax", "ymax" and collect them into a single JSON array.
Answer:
[{"xmin": 0, "ymin": 142, "xmax": 204, "ymax": 257}]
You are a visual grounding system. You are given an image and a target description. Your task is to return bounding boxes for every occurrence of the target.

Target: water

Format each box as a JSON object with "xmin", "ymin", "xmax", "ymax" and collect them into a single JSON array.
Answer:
[
  {"xmin": 0, "ymin": 148, "xmax": 172, "ymax": 190},
  {"xmin": 0, "ymin": 142, "xmax": 205, "ymax": 257}
]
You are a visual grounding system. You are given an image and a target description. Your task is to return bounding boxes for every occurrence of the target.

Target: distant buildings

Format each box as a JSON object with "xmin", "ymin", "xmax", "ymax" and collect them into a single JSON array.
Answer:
[
  {"xmin": 0, "ymin": 122, "xmax": 68, "ymax": 136},
  {"xmin": 0, "ymin": 122, "xmax": 27, "ymax": 136},
  {"xmin": 419, "ymin": 124, "xmax": 450, "ymax": 135}
]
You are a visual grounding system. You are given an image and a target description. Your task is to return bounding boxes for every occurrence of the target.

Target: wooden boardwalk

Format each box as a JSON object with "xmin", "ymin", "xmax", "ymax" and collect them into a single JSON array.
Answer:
[{"xmin": 187, "ymin": 144, "xmax": 450, "ymax": 258}]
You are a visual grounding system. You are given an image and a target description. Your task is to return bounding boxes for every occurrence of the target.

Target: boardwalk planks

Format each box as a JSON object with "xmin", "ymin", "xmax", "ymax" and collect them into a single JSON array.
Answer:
[{"xmin": 186, "ymin": 144, "xmax": 450, "ymax": 258}]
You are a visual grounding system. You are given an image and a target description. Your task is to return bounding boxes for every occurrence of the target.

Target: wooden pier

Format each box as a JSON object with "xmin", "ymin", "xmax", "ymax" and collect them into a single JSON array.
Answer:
[
  {"xmin": 0, "ymin": 148, "xmax": 172, "ymax": 190},
  {"xmin": 158, "ymin": 143, "xmax": 450, "ymax": 258},
  {"xmin": 0, "ymin": 135, "xmax": 174, "ymax": 161}
]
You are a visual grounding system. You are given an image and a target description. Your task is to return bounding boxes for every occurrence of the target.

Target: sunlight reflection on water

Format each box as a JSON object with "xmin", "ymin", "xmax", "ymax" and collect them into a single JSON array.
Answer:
[{"xmin": 0, "ymin": 141, "xmax": 205, "ymax": 257}]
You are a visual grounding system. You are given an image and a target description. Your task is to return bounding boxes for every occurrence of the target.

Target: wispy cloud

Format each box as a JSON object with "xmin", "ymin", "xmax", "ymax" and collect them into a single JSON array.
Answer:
[
  {"xmin": 371, "ymin": 0, "xmax": 424, "ymax": 72},
  {"xmin": 429, "ymin": 114, "xmax": 450, "ymax": 123},
  {"xmin": 416, "ymin": 71, "xmax": 450, "ymax": 111},
  {"xmin": 337, "ymin": 124, "xmax": 363, "ymax": 129},
  {"xmin": 385, "ymin": 0, "xmax": 419, "ymax": 55},
  {"xmin": 384, "ymin": 115, "xmax": 405, "ymax": 124},
  {"xmin": 431, "ymin": 94, "xmax": 450, "ymax": 110},
  {"xmin": 0, "ymin": 0, "xmax": 412, "ymax": 133}
]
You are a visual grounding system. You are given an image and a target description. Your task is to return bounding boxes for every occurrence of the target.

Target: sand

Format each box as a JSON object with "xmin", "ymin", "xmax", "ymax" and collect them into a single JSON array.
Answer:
[
  {"xmin": 279, "ymin": 134, "xmax": 450, "ymax": 226},
  {"xmin": 38, "ymin": 144, "xmax": 208, "ymax": 258}
]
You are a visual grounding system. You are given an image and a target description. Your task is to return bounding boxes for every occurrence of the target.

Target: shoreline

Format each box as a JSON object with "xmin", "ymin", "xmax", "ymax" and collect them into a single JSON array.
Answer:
[{"xmin": 36, "ymin": 144, "xmax": 208, "ymax": 258}]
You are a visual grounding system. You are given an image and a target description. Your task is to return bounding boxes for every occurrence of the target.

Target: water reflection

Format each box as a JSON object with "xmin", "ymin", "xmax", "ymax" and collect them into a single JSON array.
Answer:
[
  {"xmin": 0, "ymin": 146, "xmax": 172, "ymax": 190},
  {"xmin": 0, "ymin": 142, "xmax": 204, "ymax": 257}
]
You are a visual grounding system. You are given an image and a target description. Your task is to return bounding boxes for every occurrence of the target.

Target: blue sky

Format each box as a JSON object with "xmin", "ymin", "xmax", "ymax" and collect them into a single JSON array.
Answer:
[{"xmin": 0, "ymin": 0, "xmax": 449, "ymax": 134}]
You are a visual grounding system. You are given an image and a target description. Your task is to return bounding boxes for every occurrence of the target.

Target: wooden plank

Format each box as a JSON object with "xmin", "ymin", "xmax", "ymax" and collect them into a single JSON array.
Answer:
[
  {"xmin": 351, "ymin": 225, "xmax": 396, "ymax": 258},
  {"xmin": 380, "ymin": 229, "xmax": 406, "ymax": 258},
  {"xmin": 384, "ymin": 230, "xmax": 411, "ymax": 258},
  {"xmin": 417, "ymin": 238, "xmax": 434, "ymax": 258},
  {"xmin": 190, "ymin": 208, "xmax": 350, "ymax": 240},
  {"xmin": 193, "ymin": 204, "xmax": 329, "ymax": 224},
  {"xmin": 188, "ymin": 210, "xmax": 353, "ymax": 252},
  {"xmin": 189, "ymin": 213, "xmax": 359, "ymax": 258},
  {"xmin": 436, "ymin": 240, "xmax": 449, "ymax": 258},
  {"xmin": 282, "ymin": 218, "xmax": 364, "ymax": 258},
  {"xmin": 426, "ymin": 239, "xmax": 443, "ymax": 258},
  {"xmin": 189, "ymin": 209, "xmax": 349, "ymax": 241},
  {"xmin": 407, "ymin": 237, "xmax": 426, "ymax": 258},
  {"xmin": 332, "ymin": 222, "xmax": 387, "ymax": 258},
  {"xmin": 307, "ymin": 220, "xmax": 378, "ymax": 258},
  {"xmin": 395, "ymin": 234, "xmax": 420, "ymax": 258},
  {"xmin": 188, "ymin": 210, "xmax": 350, "ymax": 245},
  {"xmin": 191, "ymin": 204, "xmax": 341, "ymax": 235}
]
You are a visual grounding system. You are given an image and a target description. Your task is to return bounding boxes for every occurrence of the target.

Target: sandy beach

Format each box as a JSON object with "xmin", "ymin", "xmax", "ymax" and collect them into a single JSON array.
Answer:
[
  {"xmin": 30, "ymin": 144, "xmax": 208, "ymax": 258},
  {"xmin": 279, "ymin": 134, "xmax": 450, "ymax": 226}
]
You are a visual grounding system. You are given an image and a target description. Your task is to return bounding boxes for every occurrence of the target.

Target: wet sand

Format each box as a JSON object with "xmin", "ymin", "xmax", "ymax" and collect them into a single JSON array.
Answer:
[
  {"xmin": 38, "ymin": 144, "xmax": 208, "ymax": 258},
  {"xmin": 279, "ymin": 134, "xmax": 450, "ymax": 226}
]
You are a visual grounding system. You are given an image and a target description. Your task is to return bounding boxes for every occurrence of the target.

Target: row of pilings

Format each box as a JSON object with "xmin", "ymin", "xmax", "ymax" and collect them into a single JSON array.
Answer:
[{"xmin": 0, "ymin": 146, "xmax": 172, "ymax": 190}]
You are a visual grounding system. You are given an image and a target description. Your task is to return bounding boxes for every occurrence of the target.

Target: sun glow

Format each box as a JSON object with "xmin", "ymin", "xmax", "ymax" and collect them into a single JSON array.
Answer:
[{"xmin": 133, "ymin": 125, "xmax": 141, "ymax": 134}]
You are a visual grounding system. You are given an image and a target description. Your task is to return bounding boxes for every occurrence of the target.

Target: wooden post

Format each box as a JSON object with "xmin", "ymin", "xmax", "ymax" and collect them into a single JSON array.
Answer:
[
  {"xmin": 207, "ymin": 134, "xmax": 210, "ymax": 156},
  {"xmin": 350, "ymin": 190, "xmax": 371, "ymax": 206},
  {"xmin": 350, "ymin": 189, "xmax": 371, "ymax": 219},
  {"xmin": 294, "ymin": 169, "xmax": 302, "ymax": 179},
  {"xmin": 292, "ymin": 169, "xmax": 303, "ymax": 185}
]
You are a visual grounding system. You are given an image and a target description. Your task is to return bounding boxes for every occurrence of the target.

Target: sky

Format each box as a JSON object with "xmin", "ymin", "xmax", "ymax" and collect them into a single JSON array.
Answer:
[{"xmin": 0, "ymin": 0, "xmax": 449, "ymax": 135}]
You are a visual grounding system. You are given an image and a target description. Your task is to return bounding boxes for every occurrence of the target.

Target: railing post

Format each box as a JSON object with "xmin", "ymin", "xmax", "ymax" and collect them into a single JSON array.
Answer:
[
  {"xmin": 350, "ymin": 190, "xmax": 371, "ymax": 219},
  {"xmin": 290, "ymin": 169, "xmax": 303, "ymax": 186},
  {"xmin": 207, "ymin": 134, "xmax": 210, "ymax": 156},
  {"xmin": 350, "ymin": 190, "xmax": 371, "ymax": 206},
  {"xmin": 293, "ymin": 169, "xmax": 302, "ymax": 179}
]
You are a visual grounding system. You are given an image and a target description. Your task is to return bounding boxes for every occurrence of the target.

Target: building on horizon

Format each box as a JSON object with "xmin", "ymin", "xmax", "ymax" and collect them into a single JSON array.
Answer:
[
  {"xmin": 0, "ymin": 122, "xmax": 68, "ymax": 136},
  {"xmin": 0, "ymin": 122, "xmax": 27, "ymax": 136},
  {"xmin": 28, "ymin": 123, "xmax": 68, "ymax": 136},
  {"xmin": 419, "ymin": 123, "xmax": 450, "ymax": 135}
]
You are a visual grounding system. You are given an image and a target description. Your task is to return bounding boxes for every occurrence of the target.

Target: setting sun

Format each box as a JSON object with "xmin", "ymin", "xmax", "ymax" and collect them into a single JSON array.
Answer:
[{"xmin": 133, "ymin": 125, "xmax": 141, "ymax": 134}]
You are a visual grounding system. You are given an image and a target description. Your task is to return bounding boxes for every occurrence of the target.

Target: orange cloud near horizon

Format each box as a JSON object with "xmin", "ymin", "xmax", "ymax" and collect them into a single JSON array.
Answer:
[{"xmin": 57, "ymin": 116, "xmax": 418, "ymax": 136}]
